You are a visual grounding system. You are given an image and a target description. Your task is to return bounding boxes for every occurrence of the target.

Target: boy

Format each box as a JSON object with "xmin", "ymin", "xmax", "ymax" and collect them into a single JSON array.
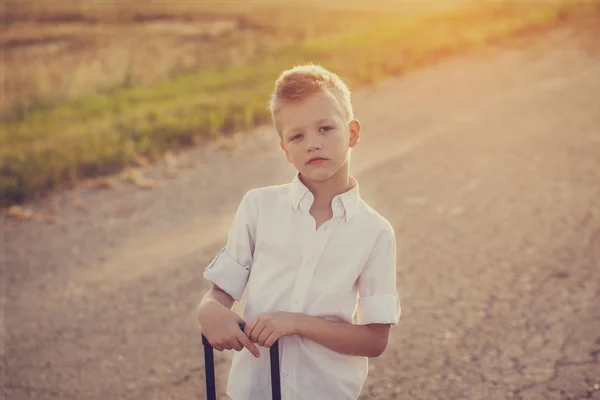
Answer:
[{"xmin": 196, "ymin": 64, "xmax": 400, "ymax": 399}]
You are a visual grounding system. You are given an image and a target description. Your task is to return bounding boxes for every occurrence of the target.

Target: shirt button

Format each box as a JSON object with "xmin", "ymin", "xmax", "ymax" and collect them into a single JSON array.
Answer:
[
  {"xmin": 294, "ymin": 299, "xmax": 300, "ymax": 304},
  {"xmin": 284, "ymin": 372, "xmax": 289, "ymax": 378}
]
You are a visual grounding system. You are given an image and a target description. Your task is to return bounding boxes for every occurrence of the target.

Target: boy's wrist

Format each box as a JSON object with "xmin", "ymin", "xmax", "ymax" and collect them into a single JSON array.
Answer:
[
  {"xmin": 198, "ymin": 297, "xmax": 226, "ymax": 319},
  {"xmin": 293, "ymin": 312, "xmax": 307, "ymax": 336}
]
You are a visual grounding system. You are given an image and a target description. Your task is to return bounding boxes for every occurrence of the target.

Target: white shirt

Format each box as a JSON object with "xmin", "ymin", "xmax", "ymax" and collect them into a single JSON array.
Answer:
[{"xmin": 203, "ymin": 173, "xmax": 401, "ymax": 400}]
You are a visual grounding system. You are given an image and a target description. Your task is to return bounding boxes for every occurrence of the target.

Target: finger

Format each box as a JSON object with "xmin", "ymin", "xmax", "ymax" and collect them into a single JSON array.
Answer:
[
  {"xmin": 232, "ymin": 338, "xmax": 243, "ymax": 352},
  {"xmin": 214, "ymin": 345, "xmax": 224, "ymax": 351},
  {"xmin": 243, "ymin": 318, "xmax": 258, "ymax": 338},
  {"xmin": 264, "ymin": 331, "xmax": 280, "ymax": 348},
  {"xmin": 222, "ymin": 342, "xmax": 233, "ymax": 350},
  {"xmin": 249, "ymin": 320, "xmax": 267, "ymax": 343},
  {"xmin": 208, "ymin": 338, "xmax": 222, "ymax": 349},
  {"xmin": 257, "ymin": 326, "xmax": 274, "ymax": 347},
  {"xmin": 237, "ymin": 331, "xmax": 260, "ymax": 358}
]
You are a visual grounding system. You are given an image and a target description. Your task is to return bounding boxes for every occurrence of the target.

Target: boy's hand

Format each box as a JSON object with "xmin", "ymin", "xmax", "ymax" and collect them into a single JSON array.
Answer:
[
  {"xmin": 244, "ymin": 312, "xmax": 299, "ymax": 348},
  {"xmin": 197, "ymin": 299, "xmax": 260, "ymax": 358}
]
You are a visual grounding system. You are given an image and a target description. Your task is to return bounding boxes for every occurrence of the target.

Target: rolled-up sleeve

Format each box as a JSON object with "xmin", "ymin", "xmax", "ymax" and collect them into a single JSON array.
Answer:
[
  {"xmin": 356, "ymin": 226, "xmax": 401, "ymax": 325},
  {"xmin": 203, "ymin": 191, "xmax": 257, "ymax": 301}
]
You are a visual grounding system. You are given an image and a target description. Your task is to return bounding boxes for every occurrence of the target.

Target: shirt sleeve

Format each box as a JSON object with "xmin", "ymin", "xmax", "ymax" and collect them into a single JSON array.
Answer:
[
  {"xmin": 203, "ymin": 190, "xmax": 257, "ymax": 301},
  {"xmin": 355, "ymin": 225, "xmax": 401, "ymax": 325}
]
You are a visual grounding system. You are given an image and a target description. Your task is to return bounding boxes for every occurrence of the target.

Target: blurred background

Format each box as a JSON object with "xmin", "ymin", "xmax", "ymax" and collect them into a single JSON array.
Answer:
[
  {"xmin": 2, "ymin": 0, "xmax": 595, "ymax": 207},
  {"xmin": 2, "ymin": 1, "xmax": 600, "ymax": 399}
]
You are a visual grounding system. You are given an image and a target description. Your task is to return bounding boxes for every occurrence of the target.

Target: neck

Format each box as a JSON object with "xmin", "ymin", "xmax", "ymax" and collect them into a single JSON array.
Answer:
[{"xmin": 299, "ymin": 165, "xmax": 353, "ymax": 208}]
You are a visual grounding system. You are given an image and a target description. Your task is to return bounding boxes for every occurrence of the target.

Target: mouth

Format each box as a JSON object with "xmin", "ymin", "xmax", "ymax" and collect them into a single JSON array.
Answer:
[{"xmin": 307, "ymin": 157, "xmax": 328, "ymax": 165}]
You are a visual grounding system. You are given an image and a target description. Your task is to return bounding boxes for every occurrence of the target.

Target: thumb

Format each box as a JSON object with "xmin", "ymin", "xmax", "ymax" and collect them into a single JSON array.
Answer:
[{"xmin": 235, "ymin": 316, "xmax": 246, "ymax": 332}]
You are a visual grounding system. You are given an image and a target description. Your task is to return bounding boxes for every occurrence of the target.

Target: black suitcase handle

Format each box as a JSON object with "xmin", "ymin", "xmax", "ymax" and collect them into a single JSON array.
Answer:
[{"xmin": 201, "ymin": 323, "xmax": 281, "ymax": 400}]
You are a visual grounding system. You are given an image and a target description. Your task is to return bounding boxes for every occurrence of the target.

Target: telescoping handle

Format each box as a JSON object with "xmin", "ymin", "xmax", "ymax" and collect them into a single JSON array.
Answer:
[{"xmin": 201, "ymin": 323, "xmax": 281, "ymax": 400}]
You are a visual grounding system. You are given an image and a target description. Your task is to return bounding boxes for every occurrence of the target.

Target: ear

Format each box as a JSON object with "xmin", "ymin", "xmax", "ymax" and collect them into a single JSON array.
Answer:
[
  {"xmin": 348, "ymin": 119, "xmax": 361, "ymax": 148},
  {"xmin": 280, "ymin": 139, "xmax": 292, "ymax": 163}
]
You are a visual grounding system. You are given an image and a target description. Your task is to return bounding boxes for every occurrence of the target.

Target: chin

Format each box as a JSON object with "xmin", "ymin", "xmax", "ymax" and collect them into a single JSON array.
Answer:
[{"xmin": 299, "ymin": 167, "xmax": 335, "ymax": 182}]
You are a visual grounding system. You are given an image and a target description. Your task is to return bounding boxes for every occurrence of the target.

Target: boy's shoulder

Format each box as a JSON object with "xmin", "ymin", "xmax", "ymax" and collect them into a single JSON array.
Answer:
[
  {"xmin": 355, "ymin": 199, "xmax": 396, "ymax": 237},
  {"xmin": 240, "ymin": 181, "xmax": 293, "ymax": 205}
]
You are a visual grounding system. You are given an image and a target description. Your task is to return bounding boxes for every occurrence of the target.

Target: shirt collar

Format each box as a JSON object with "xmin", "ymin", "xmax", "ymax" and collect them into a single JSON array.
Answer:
[{"xmin": 289, "ymin": 172, "xmax": 360, "ymax": 221}]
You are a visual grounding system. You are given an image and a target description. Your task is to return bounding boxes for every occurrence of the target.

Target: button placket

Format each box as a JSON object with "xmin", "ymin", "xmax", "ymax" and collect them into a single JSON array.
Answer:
[{"xmin": 280, "ymin": 338, "xmax": 295, "ymax": 400}]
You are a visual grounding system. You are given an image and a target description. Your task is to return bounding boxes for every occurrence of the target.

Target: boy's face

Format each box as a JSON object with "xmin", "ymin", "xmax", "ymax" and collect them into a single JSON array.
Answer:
[{"xmin": 277, "ymin": 91, "xmax": 360, "ymax": 183}]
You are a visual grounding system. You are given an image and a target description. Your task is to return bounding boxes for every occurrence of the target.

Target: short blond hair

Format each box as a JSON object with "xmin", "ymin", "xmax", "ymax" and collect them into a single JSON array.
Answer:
[{"xmin": 269, "ymin": 64, "xmax": 354, "ymax": 127}]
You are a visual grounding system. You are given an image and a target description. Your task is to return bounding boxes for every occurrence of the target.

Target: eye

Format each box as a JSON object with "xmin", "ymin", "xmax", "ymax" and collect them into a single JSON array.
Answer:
[
  {"xmin": 319, "ymin": 126, "xmax": 333, "ymax": 132},
  {"xmin": 290, "ymin": 133, "xmax": 303, "ymax": 141}
]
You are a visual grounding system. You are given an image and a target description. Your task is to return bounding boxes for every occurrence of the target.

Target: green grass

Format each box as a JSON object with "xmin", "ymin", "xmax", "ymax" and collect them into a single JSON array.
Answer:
[{"xmin": 1, "ymin": 0, "xmax": 593, "ymax": 207}]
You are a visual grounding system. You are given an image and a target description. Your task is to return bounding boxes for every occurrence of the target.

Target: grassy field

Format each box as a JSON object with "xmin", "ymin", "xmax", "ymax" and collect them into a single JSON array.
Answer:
[{"xmin": 1, "ymin": 0, "xmax": 597, "ymax": 207}]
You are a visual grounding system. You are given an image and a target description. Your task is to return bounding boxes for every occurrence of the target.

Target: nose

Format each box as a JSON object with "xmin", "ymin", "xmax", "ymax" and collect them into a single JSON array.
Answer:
[{"xmin": 306, "ymin": 136, "xmax": 322, "ymax": 152}]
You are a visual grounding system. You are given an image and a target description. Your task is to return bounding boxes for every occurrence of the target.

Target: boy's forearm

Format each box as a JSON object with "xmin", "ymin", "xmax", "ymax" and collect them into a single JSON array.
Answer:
[
  {"xmin": 202, "ymin": 285, "xmax": 235, "ymax": 310},
  {"xmin": 294, "ymin": 314, "xmax": 389, "ymax": 358}
]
